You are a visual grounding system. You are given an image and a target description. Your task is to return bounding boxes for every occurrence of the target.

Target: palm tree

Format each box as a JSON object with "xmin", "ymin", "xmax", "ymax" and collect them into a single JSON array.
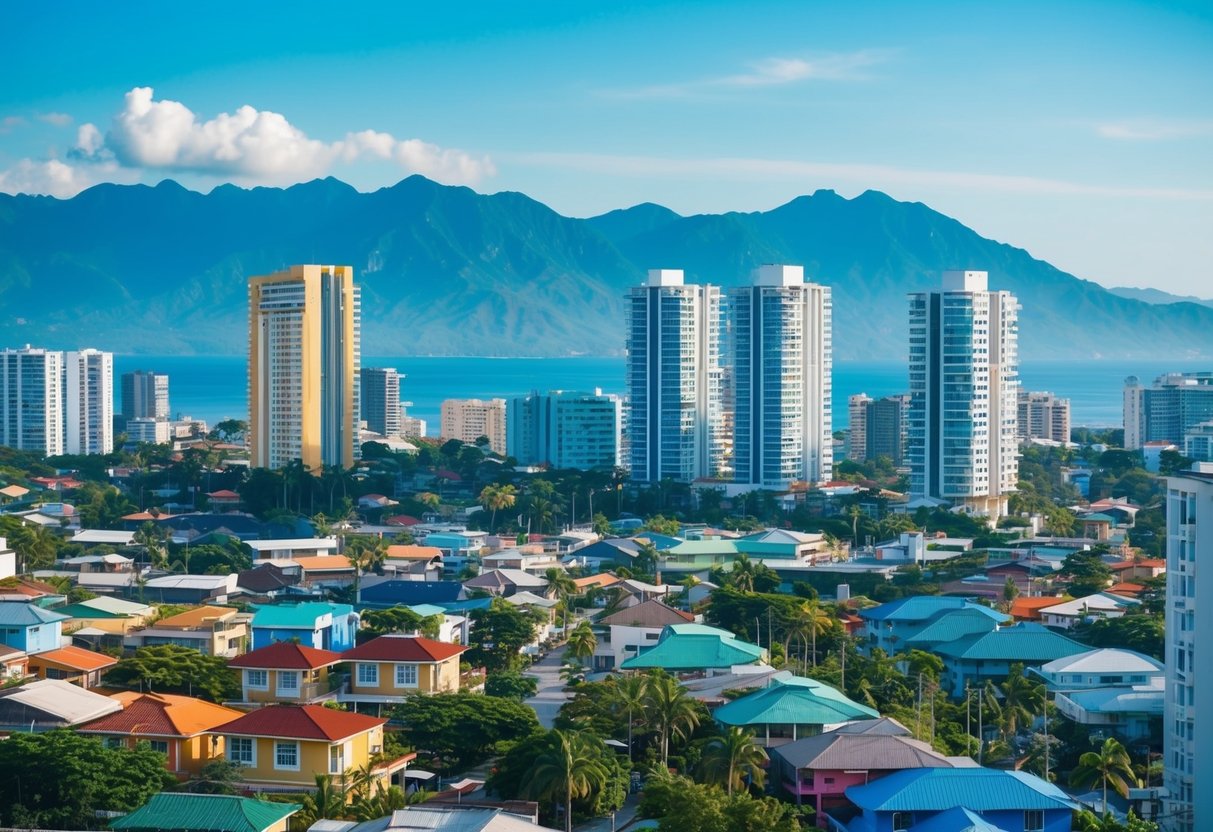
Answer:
[
  {"xmin": 699, "ymin": 727, "xmax": 768, "ymax": 795},
  {"xmin": 296, "ymin": 773, "xmax": 347, "ymax": 827},
  {"xmin": 346, "ymin": 536, "xmax": 388, "ymax": 601},
  {"xmin": 566, "ymin": 620, "xmax": 597, "ymax": 668},
  {"xmin": 998, "ymin": 663, "xmax": 1045, "ymax": 740},
  {"xmin": 845, "ymin": 504, "xmax": 864, "ymax": 547},
  {"xmin": 608, "ymin": 674, "xmax": 649, "ymax": 761},
  {"xmin": 415, "ymin": 491, "xmax": 441, "ymax": 513},
  {"xmin": 525, "ymin": 729, "xmax": 611, "ymax": 832},
  {"xmin": 545, "ymin": 567, "xmax": 578, "ymax": 636},
  {"xmin": 1071, "ymin": 737, "xmax": 1137, "ymax": 817},
  {"xmin": 729, "ymin": 554, "xmax": 756, "ymax": 593},
  {"xmin": 645, "ymin": 672, "xmax": 701, "ymax": 766},
  {"xmin": 785, "ymin": 600, "xmax": 832, "ymax": 668},
  {"xmin": 479, "ymin": 483, "xmax": 517, "ymax": 532}
]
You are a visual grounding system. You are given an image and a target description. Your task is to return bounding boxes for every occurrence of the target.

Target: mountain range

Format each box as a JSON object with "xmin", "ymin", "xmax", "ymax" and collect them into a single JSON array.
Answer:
[{"xmin": 1, "ymin": 175, "xmax": 1211, "ymax": 361}]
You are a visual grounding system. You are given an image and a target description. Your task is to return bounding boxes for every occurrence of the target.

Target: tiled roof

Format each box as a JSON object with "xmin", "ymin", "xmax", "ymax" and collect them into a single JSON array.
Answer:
[
  {"xmin": 32, "ymin": 645, "xmax": 116, "ymax": 671},
  {"xmin": 342, "ymin": 634, "xmax": 467, "ymax": 663},
  {"xmin": 600, "ymin": 598, "xmax": 694, "ymax": 627},
  {"xmin": 572, "ymin": 573, "xmax": 620, "ymax": 590},
  {"xmin": 620, "ymin": 623, "xmax": 764, "ymax": 670},
  {"xmin": 228, "ymin": 641, "xmax": 344, "ymax": 670},
  {"xmin": 214, "ymin": 704, "xmax": 385, "ymax": 741},
  {"xmin": 80, "ymin": 692, "xmax": 244, "ymax": 737},
  {"xmin": 933, "ymin": 623, "xmax": 1087, "ymax": 662},
  {"xmin": 845, "ymin": 767, "xmax": 1078, "ymax": 812},
  {"xmin": 154, "ymin": 605, "xmax": 239, "ymax": 628},
  {"xmin": 110, "ymin": 793, "xmax": 299, "ymax": 832},
  {"xmin": 714, "ymin": 675, "xmax": 879, "ymax": 728}
]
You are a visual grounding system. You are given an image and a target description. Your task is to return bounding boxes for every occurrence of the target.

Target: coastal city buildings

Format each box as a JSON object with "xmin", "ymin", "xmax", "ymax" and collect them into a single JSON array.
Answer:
[
  {"xmin": 730, "ymin": 265, "xmax": 833, "ymax": 488},
  {"xmin": 848, "ymin": 393, "xmax": 910, "ymax": 465},
  {"xmin": 0, "ymin": 345, "xmax": 64, "ymax": 456},
  {"xmin": 248, "ymin": 265, "xmax": 361, "ymax": 470},
  {"xmin": 440, "ymin": 398, "xmax": 506, "ymax": 454},
  {"xmin": 1163, "ymin": 463, "xmax": 1212, "ymax": 832},
  {"xmin": 847, "ymin": 394, "xmax": 871, "ymax": 462},
  {"xmin": 908, "ymin": 270, "xmax": 1020, "ymax": 521},
  {"xmin": 1182, "ymin": 420, "xmax": 1213, "ymax": 462},
  {"xmin": 626, "ymin": 269, "xmax": 726, "ymax": 483},
  {"xmin": 121, "ymin": 370, "xmax": 170, "ymax": 424},
  {"xmin": 1017, "ymin": 390, "xmax": 1071, "ymax": 444},
  {"xmin": 65, "ymin": 348, "xmax": 114, "ymax": 455},
  {"xmin": 1124, "ymin": 372, "xmax": 1213, "ymax": 450},
  {"xmin": 506, "ymin": 389, "xmax": 623, "ymax": 470},
  {"xmin": 361, "ymin": 367, "xmax": 402, "ymax": 438}
]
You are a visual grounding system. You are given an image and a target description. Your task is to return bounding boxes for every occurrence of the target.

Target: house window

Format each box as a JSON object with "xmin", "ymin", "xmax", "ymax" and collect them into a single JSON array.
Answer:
[
  {"xmin": 274, "ymin": 741, "xmax": 299, "ymax": 770},
  {"xmin": 278, "ymin": 671, "xmax": 299, "ymax": 693},
  {"xmin": 103, "ymin": 736, "xmax": 124, "ymax": 749},
  {"xmin": 357, "ymin": 663, "xmax": 379, "ymax": 686},
  {"xmin": 1024, "ymin": 810, "xmax": 1044, "ymax": 832},
  {"xmin": 395, "ymin": 663, "xmax": 418, "ymax": 688},
  {"xmin": 149, "ymin": 740, "xmax": 170, "ymax": 755},
  {"xmin": 329, "ymin": 743, "xmax": 346, "ymax": 774},
  {"xmin": 246, "ymin": 669, "xmax": 268, "ymax": 689},
  {"xmin": 892, "ymin": 812, "xmax": 914, "ymax": 832},
  {"xmin": 228, "ymin": 737, "xmax": 255, "ymax": 765}
]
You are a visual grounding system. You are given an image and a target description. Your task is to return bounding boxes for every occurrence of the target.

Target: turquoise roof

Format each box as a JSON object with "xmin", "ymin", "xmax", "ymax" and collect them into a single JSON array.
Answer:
[
  {"xmin": 55, "ymin": 603, "xmax": 126, "ymax": 620},
  {"xmin": 110, "ymin": 793, "xmax": 300, "ymax": 832},
  {"xmin": 620, "ymin": 623, "xmax": 764, "ymax": 670},
  {"xmin": 860, "ymin": 596, "xmax": 971, "ymax": 623},
  {"xmin": 407, "ymin": 604, "xmax": 447, "ymax": 617},
  {"xmin": 933, "ymin": 622, "xmax": 1087, "ymax": 662},
  {"xmin": 0, "ymin": 603, "xmax": 69, "ymax": 626},
  {"xmin": 907, "ymin": 608, "xmax": 1006, "ymax": 646},
  {"xmin": 250, "ymin": 602, "xmax": 353, "ymax": 629},
  {"xmin": 1081, "ymin": 513, "xmax": 1116, "ymax": 523},
  {"xmin": 633, "ymin": 532, "xmax": 683, "ymax": 551},
  {"xmin": 438, "ymin": 597, "xmax": 493, "ymax": 614},
  {"xmin": 714, "ymin": 675, "xmax": 880, "ymax": 727},
  {"xmin": 906, "ymin": 806, "xmax": 1011, "ymax": 832},
  {"xmin": 846, "ymin": 768, "xmax": 1078, "ymax": 813}
]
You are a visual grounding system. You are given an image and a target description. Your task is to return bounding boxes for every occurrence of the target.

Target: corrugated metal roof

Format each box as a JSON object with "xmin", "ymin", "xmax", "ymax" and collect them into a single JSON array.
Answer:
[
  {"xmin": 620, "ymin": 624, "xmax": 764, "ymax": 670},
  {"xmin": 907, "ymin": 609, "xmax": 1004, "ymax": 646},
  {"xmin": 600, "ymin": 598, "xmax": 694, "ymax": 627},
  {"xmin": 860, "ymin": 596, "xmax": 970, "ymax": 622},
  {"xmin": 110, "ymin": 793, "xmax": 300, "ymax": 832},
  {"xmin": 933, "ymin": 623, "xmax": 1087, "ymax": 661},
  {"xmin": 846, "ymin": 768, "xmax": 1078, "ymax": 812},
  {"xmin": 906, "ymin": 806, "xmax": 1011, "ymax": 832},
  {"xmin": 714, "ymin": 675, "xmax": 879, "ymax": 727},
  {"xmin": 250, "ymin": 601, "xmax": 352, "ymax": 628},
  {"xmin": 0, "ymin": 602, "xmax": 70, "ymax": 626},
  {"xmin": 0, "ymin": 678, "xmax": 122, "ymax": 723},
  {"xmin": 773, "ymin": 732, "xmax": 952, "ymax": 771}
]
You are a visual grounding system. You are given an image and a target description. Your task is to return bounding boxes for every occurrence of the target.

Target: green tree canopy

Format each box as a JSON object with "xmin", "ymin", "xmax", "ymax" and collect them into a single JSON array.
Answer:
[
  {"xmin": 638, "ymin": 773, "xmax": 800, "ymax": 832},
  {"xmin": 104, "ymin": 643, "xmax": 239, "ymax": 702},
  {"xmin": 466, "ymin": 597, "xmax": 542, "ymax": 672},
  {"xmin": 391, "ymin": 692, "xmax": 540, "ymax": 774}
]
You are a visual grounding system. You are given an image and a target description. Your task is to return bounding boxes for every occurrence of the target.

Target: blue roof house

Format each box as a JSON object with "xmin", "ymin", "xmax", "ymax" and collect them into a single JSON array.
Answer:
[
  {"xmin": 934, "ymin": 623, "xmax": 1088, "ymax": 699},
  {"xmin": 357, "ymin": 579, "xmax": 466, "ymax": 609},
  {"xmin": 859, "ymin": 597, "xmax": 999, "ymax": 657},
  {"xmin": 0, "ymin": 603, "xmax": 69, "ymax": 654},
  {"xmin": 836, "ymin": 768, "xmax": 1078, "ymax": 832},
  {"xmin": 249, "ymin": 602, "xmax": 359, "ymax": 652}
]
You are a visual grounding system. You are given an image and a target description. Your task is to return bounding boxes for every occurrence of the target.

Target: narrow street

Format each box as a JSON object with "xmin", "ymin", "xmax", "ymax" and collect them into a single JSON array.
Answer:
[{"xmin": 524, "ymin": 644, "xmax": 571, "ymax": 728}]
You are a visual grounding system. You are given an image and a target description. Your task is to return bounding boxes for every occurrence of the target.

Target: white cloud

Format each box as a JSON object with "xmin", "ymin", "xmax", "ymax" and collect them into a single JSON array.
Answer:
[
  {"xmin": 37, "ymin": 112, "xmax": 73, "ymax": 127},
  {"xmin": 75, "ymin": 123, "xmax": 105, "ymax": 157},
  {"xmin": 0, "ymin": 115, "xmax": 26, "ymax": 133},
  {"xmin": 0, "ymin": 158, "xmax": 120, "ymax": 198},
  {"xmin": 1095, "ymin": 119, "xmax": 1213, "ymax": 141}
]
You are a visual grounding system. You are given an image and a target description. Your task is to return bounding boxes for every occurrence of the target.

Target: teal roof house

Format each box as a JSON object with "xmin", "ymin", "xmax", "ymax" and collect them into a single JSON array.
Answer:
[
  {"xmin": 714, "ymin": 674, "xmax": 879, "ymax": 746},
  {"xmin": 619, "ymin": 623, "xmax": 765, "ymax": 672}
]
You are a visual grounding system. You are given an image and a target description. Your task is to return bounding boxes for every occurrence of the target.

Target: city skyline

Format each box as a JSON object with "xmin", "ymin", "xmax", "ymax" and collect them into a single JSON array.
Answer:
[{"xmin": 2, "ymin": 2, "xmax": 1211, "ymax": 296}]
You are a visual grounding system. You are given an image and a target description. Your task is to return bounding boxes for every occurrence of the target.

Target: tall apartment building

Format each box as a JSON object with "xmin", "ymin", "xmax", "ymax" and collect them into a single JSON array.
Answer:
[
  {"xmin": 908, "ymin": 271, "xmax": 1019, "ymax": 521},
  {"xmin": 249, "ymin": 265, "xmax": 361, "ymax": 470},
  {"xmin": 1162, "ymin": 464, "xmax": 1212, "ymax": 832},
  {"xmin": 848, "ymin": 394, "xmax": 872, "ymax": 462},
  {"xmin": 0, "ymin": 346, "xmax": 64, "ymax": 456},
  {"xmin": 1017, "ymin": 390, "xmax": 1071, "ymax": 444},
  {"xmin": 731, "ymin": 265, "xmax": 832, "ymax": 489},
  {"xmin": 1124, "ymin": 373, "xmax": 1213, "ymax": 450},
  {"xmin": 626, "ymin": 269, "xmax": 726, "ymax": 483},
  {"xmin": 360, "ymin": 367, "xmax": 402, "ymax": 437},
  {"xmin": 65, "ymin": 349, "xmax": 114, "ymax": 455},
  {"xmin": 507, "ymin": 389, "xmax": 623, "ymax": 471},
  {"xmin": 1182, "ymin": 420, "xmax": 1213, "ymax": 462},
  {"xmin": 849, "ymin": 393, "xmax": 910, "ymax": 465},
  {"xmin": 440, "ymin": 398, "xmax": 506, "ymax": 454},
  {"xmin": 121, "ymin": 370, "xmax": 170, "ymax": 423}
]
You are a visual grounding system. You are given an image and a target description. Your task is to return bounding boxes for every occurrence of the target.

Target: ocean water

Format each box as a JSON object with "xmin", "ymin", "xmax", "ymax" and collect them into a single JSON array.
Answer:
[{"xmin": 114, "ymin": 355, "xmax": 1212, "ymax": 434}]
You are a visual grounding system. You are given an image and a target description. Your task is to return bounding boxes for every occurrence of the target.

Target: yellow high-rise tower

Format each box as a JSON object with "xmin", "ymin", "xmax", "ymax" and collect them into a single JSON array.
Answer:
[{"xmin": 249, "ymin": 265, "xmax": 361, "ymax": 471}]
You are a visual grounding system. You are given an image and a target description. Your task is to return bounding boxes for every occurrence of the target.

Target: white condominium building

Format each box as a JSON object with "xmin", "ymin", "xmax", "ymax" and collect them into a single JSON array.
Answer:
[
  {"xmin": 0, "ymin": 346, "xmax": 64, "ymax": 456},
  {"xmin": 731, "ymin": 265, "xmax": 832, "ymax": 489},
  {"xmin": 625, "ymin": 269, "xmax": 726, "ymax": 483},
  {"xmin": 507, "ymin": 389, "xmax": 623, "ymax": 471},
  {"xmin": 1017, "ymin": 390, "xmax": 1071, "ymax": 444},
  {"xmin": 440, "ymin": 398, "xmax": 507, "ymax": 454},
  {"xmin": 65, "ymin": 349, "xmax": 113, "ymax": 455},
  {"xmin": 908, "ymin": 270, "xmax": 1019, "ymax": 521}
]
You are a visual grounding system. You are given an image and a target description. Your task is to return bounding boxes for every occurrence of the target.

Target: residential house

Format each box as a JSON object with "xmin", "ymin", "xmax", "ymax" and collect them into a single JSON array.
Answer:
[
  {"xmin": 125, "ymin": 605, "xmax": 249, "ymax": 657},
  {"xmin": 1010, "ymin": 597, "xmax": 1067, "ymax": 622},
  {"xmin": 206, "ymin": 489, "xmax": 245, "ymax": 508},
  {"xmin": 933, "ymin": 623, "xmax": 1088, "ymax": 698},
  {"xmin": 1110, "ymin": 558, "xmax": 1166, "ymax": 582},
  {"xmin": 249, "ymin": 602, "xmax": 359, "ymax": 651},
  {"xmin": 770, "ymin": 718, "xmax": 954, "ymax": 825},
  {"xmin": 572, "ymin": 573, "xmax": 619, "ymax": 594},
  {"xmin": 111, "ymin": 793, "xmax": 299, "ymax": 832},
  {"xmin": 0, "ymin": 644, "xmax": 26, "ymax": 679},
  {"xmin": 423, "ymin": 530, "xmax": 487, "ymax": 565},
  {"xmin": 836, "ymin": 767, "xmax": 1078, "ymax": 832},
  {"xmin": 572, "ymin": 538, "xmax": 641, "ymax": 569},
  {"xmin": 211, "ymin": 704, "xmax": 413, "ymax": 793},
  {"xmin": 860, "ymin": 597, "xmax": 991, "ymax": 656},
  {"xmin": 382, "ymin": 545, "xmax": 443, "ymax": 575},
  {"xmin": 358, "ymin": 579, "xmax": 466, "ymax": 609},
  {"xmin": 27, "ymin": 644, "xmax": 117, "ymax": 687},
  {"xmin": 713, "ymin": 674, "xmax": 879, "ymax": 746},
  {"xmin": 0, "ymin": 602, "xmax": 69, "ymax": 654},
  {"xmin": 1037, "ymin": 593, "xmax": 1140, "ymax": 630},
  {"xmin": 903, "ymin": 608, "xmax": 1008, "ymax": 651},
  {"xmin": 463, "ymin": 569, "xmax": 550, "ymax": 598},
  {"xmin": 291, "ymin": 556, "xmax": 357, "ymax": 588},
  {"xmin": 1077, "ymin": 513, "xmax": 1116, "ymax": 542},
  {"xmin": 310, "ymin": 805, "xmax": 540, "ymax": 831},
  {"xmin": 0, "ymin": 678, "xmax": 121, "ymax": 733},
  {"xmin": 341, "ymin": 634, "xmax": 468, "ymax": 705},
  {"xmin": 142, "ymin": 573, "xmax": 240, "ymax": 605},
  {"xmin": 247, "ymin": 538, "xmax": 339, "ymax": 561},
  {"xmin": 481, "ymin": 548, "xmax": 562, "ymax": 574},
  {"xmin": 1032, "ymin": 648, "xmax": 1165, "ymax": 741},
  {"xmin": 78, "ymin": 691, "xmax": 245, "ymax": 776},
  {"xmin": 228, "ymin": 641, "xmax": 345, "ymax": 705},
  {"xmin": 610, "ymin": 578, "xmax": 677, "ymax": 608},
  {"xmin": 237, "ymin": 562, "xmax": 302, "ymax": 600},
  {"xmin": 594, "ymin": 598, "xmax": 694, "ymax": 671},
  {"xmin": 58, "ymin": 596, "xmax": 156, "ymax": 637},
  {"xmin": 619, "ymin": 623, "xmax": 766, "ymax": 674},
  {"xmin": 71, "ymin": 529, "xmax": 137, "ymax": 547}
]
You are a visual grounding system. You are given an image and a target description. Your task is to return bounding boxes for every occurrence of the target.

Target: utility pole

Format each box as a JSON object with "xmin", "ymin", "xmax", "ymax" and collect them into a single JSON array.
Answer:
[
  {"xmin": 977, "ymin": 687, "xmax": 984, "ymax": 765},
  {"xmin": 965, "ymin": 684, "xmax": 972, "ymax": 758},
  {"xmin": 916, "ymin": 673, "xmax": 923, "ymax": 738},
  {"xmin": 1043, "ymin": 700, "xmax": 1050, "ymax": 782}
]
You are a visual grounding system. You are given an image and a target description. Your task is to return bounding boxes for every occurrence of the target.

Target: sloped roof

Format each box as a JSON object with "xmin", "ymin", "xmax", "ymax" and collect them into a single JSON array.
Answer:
[
  {"xmin": 31, "ymin": 645, "xmax": 117, "ymax": 671},
  {"xmin": 342, "ymin": 634, "xmax": 467, "ymax": 663},
  {"xmin": 906, "ymin": 608, "xmax": 1006, "ymax": 646},
  {"xmin": 1009, "ymin": 597, "xmax": 1065, "ymax": 619},
  {"xmin": 934, "ymin": 623, "xmax": 1087, "ymax": 662},
  {"xmin": 80, "ymin": 692, "xmax": 243, "ymax": 737},
  {"xmin": 360, "ymin": 580, "xmax": 464, "ymax": 605},
  {"xmin": 600, "ymin": 598, "xmax": 694, "ymax": 628},
  {"xmin": 0, "ymin": 603, "xmax": 70, "ymax": 626},
  {"xmin": 463, "ymin": 569, "xmax": 548, "ymax": 589},
  {"xmin": 846, "ymin": 768, "xmax": 1078, "ymax": 812},
  {"xmin": 832, "ymin": 717, "xmax": 911, "ymax": 735},
  {"xmin": 572, "ymin": 573, "xmax": 619, "ymax": 590},
  {"xmin": 620, "ymin": 623, "xmax": 764, "ymax": 670},
  {"xmin": 213, "ymin": 704, "xmax": 386, "ymax": 741},
  {"xmin": 110, "ymin": 793, "xmax": 299, "ymax": 832},
  {"xmin": 714, "ymin": 675, "xmax": 879, "ymax": 728},
  {"xmin": 75, "ymin": 596, "xmax": 154, "ymax": 616},
  {"xmin": 859, "ymin": 596, "xmax": 971, "ymax": 622},
  {"xmin": 324, "ymin": 805, "xmax": 540, "ymax": 832},
  {"xmin": 738, "ymin": 528, "xmax": 821, "ymax": 545},
  {"xmin": 1039, "ymin": 593, "xmax": 1139, "ymax": 617},
  {"xmin": 237, "ymin": 564, "xmax": 295, "ymax": 593},
  {"xmin": 774, "ymin": 730, "xmax": 951, "ymax": 771},
  {"xmin": 504, "ymin": 591, "xmax": 558, "ymax": 609},
  {"xmin": 1064, "ymin": 682, "xmax": 1165, "ymax": 716},
  {"xmin": 250, "ymin": 602, "xmax": 353, "ymax": 628},
  {"xmin": 0, "ymin": 678, "xmax": 122, "ymax": 723},
  {"xmin": 385, "ymin": 545, "xmax": 444, "ymax": 561},
  {"xmin": 292, "ymin": 555, "xmax": 354, "ymax": 571},
  {"xmin": 906, "ymin": 806, "xmax": 1012, "ymax": 832},
  {"xmin": 1038, "ymin": 647, "xmax": 1163, "ymax": 676},
  {"xmin": 228, "ymin": 640, "xmax": 344, "ymax": 670},
  {"xmin": 154, "ymin": 605, "xmax": 240, "ymax": 629}
]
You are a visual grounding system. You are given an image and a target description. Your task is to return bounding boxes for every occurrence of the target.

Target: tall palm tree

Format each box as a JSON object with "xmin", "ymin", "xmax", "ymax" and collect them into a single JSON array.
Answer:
[
  {"xmin": 845, "ymin": 504, "xmax": 864, "ymax": 547},
  {"xmin": 998, "ymin": 663, "xmax": 1045, "ymax": 740},
  {"xmin": 479, "ymin": 483, "xmax": 517, "ymax": 532},
  {"xmin": 545, "ymin": 567, "xmax": 578, "ymax": 636},
  {"xmin": 346, "ymin": 536, "xmax": 388, "ymax": 601},
  {"xmin": 525, "ymin": 729, "xmax": 611, "ymax": 832},
  {"xmin": 645, "ymin": 672, "xmax": 701, "ymax": 766},
  {"xmin": 785, "ymin": 600, "xmax": 832, "ymax": 668},
  {"xmin": 608, "ymin": 674, "xmax": 649, "ymax": 761},
  {"xmin": 566, "ymin": 620, "xmax": 597, "ymax": 668},
  {"xmin": 729, "ymin": 554, "xmax": 756, "ymax": 593},
  {"xmin": 1070, "ymin": 737, "xmax": 1137, "ymax": 817},
  {"xmin": 699, "ymin": 727, "xmax": 768, "ymax": 795}
]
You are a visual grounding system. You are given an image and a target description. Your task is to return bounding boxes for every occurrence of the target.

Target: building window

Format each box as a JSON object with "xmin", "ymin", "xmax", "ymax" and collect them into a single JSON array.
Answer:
[
  {"xmin": 149, "ymin": 740, "xmax": 170, "ymax": 755},
  {"xmin": 228, "ymin": 737, "xmax": 255, "ymax": 765},
  {"xmin": 892, "ymin": 812, "xmax": 914, "ymax": 832},
  {"xmin": 357, "ymin": 663, "xmax": 379, "ymax": 686},
  {"xmin": 329, "ymin": 743, "xmax": 346, "ymax": 774},
  {"xmin": 1024, "ymin": 810, "xmax": 1044, "ymax": 832},
  {"xmin": 274, "ymin": 741, "xmax": 299, "ymax": 770},
  {"xmin": 103, "ymin": 736, "xmax": 124, "ymax": 749},
  {"xmin": 395, "ymin": 663, "xmax": 418, "ymax": 688},
  {"xmin": 278, "ymin": 670, "xmax": 299, "ymax": 693},
  {"xmin": 246, "ymin": 669, "xmax": 268, "ymax": 689}
]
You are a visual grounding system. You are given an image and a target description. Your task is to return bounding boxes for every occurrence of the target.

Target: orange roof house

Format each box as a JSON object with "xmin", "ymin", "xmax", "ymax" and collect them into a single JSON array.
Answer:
[
  {"xmin": 27, "ymin": 645, "xmax": 117, "ymax": 688},
  {"xmin": 227, "ymin": 641, "xmax": 344, "ymax": 705},
  {"xmin": 1009, "ymin": 596, "xmax": 1066, "ymax": 621},
  {"xmin": 573, "ymin": 573, "xmax": 621, "ymax": 592}
]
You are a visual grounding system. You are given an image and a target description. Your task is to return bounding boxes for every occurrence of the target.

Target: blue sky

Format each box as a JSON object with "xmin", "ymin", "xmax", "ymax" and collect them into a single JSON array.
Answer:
[{"xmin": 2, "ymin": 0, "xmax": 1210, "ymax": 294}]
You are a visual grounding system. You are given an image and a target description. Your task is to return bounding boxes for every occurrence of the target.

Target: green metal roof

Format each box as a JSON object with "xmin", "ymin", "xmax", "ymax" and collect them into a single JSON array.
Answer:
[
  {"xmin": 56, "ymin": 603, "xmax": 126, "ymax": 620},
  {"xmin": 110, "ymin": 794, "xmax": 300, "ymax": 832},
  {"xmin": 714, "ymin": 675, "xmax": 879, "ymax": 727},
  {"xmin": 933, "ymin": 623, "xmax": 1087, "ymax": 661},
  {"xmin": 906, "ymin": 608, "xmax": 1005, "ymax": 646},
  {"xmin": 620, "ymin": 623, "xmax": 764, "ymax": 670}
]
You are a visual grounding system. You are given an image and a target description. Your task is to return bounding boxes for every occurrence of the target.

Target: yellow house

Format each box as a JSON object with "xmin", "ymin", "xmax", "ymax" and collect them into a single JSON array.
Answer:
[
  {"xmin": 339, "ymin": 634, "xmax": 468, "ymax": 707},
  {"xmin": 227, "ymin": 641, "xmax": 344, "ymax": 705},
  {"xmin": 77, "ymin": 691, "xmax": 244, "ymax": 777},
  {"xmin": 125, "ymin": 605, "xmax": 250, "ymax": 658},
  {"xmin": 210, "ymin": 704, "xmax": 413, "ymax": 793},
  {"xmin": 27, "ymin": 645, "xmax": 117, "ymax": 688}
]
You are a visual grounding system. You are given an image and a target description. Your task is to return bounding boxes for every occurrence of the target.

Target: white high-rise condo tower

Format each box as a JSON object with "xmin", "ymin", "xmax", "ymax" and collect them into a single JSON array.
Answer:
[
  {"xmin": 0, "ymin": 346, "xmax": 64, "ymax": 456},
  {"xmin": 65, "ymin": 349, "xmax": 114, "ymax": 455},
  {"xmin": 908, "ymin": 271, "xmax": 1019, "ymax": 521},
  {"xmin": 731, "ymin": 265, "xmax": 832, "ymax": 489},
  {"xmin": 626, "ymin": 269, "xmax": 726, "ymax": 482}
]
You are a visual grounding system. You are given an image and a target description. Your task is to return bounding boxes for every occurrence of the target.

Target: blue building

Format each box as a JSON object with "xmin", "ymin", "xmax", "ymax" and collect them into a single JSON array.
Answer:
[
  {"xmin": 933, "ymin": 622, "xmax": 1087, "ymax": 698},
  {"xmin": 358, "ymin": 580, "xmax": 465, "ymax": 609},
  {"xmin": 859, "ymin": 596, "xmax": 1001, "ymax": 656},
  {"xmin": 0, "ymin": 603, "xmax": 68, "ymax": 654},
  {"xmin": 249, "ymin": 602, "xmax": 359, "ymax": 652},
  {"xmin": 506, "ymin": 389, "xmax": 623, "ymax": 471}
]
